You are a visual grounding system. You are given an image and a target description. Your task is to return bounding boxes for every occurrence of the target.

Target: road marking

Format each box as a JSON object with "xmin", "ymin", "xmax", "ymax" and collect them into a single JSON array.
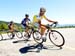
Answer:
[{"xmin": 63, "ymin": 46, "xmax": 75, "ymax": 50}]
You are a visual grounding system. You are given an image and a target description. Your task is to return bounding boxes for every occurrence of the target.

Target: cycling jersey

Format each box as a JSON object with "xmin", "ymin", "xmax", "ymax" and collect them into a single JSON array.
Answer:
[
  {"xmin": 21, "ymin": 18, "xmax": 30, "ymax": 27},
  {"xmin": 8, "ymin": 23, "xmax": 13, "ymax": 29},
  {"xmin": 33, "ymin": 15, "xmax": 47, "ymax": 28},
  {"xmin": 33, "ymin": 15, "xmax": 47, "ymax": 23}
]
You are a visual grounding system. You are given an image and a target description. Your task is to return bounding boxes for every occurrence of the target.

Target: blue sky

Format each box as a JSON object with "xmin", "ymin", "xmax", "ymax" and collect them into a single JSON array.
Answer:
[{"xmin": 0, "ymin": 0, "xmax": 75, "ymax": 24}]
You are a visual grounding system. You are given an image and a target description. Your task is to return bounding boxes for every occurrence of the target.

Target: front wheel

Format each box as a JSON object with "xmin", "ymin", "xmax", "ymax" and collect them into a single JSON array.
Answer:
[
  {"xmin": 16, "ymin": 32, "xmax": 23, "ymax": 39},
  {"xmin": 49, "ymin": 30, "xmax": 65, "ymax": 47},
  {"xmin": 33, "ymin": 31, "xmax": 43, "ymax": 44},
  {"xmin": 22, "ymin": 32, "xmax": 30, "ymax": 40}
]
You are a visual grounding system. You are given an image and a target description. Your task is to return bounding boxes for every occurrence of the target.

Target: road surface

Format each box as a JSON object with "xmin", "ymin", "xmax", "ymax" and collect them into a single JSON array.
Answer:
[{"xmin": 0, "ymin": 28, "xmax": 75, "ymax": 56}]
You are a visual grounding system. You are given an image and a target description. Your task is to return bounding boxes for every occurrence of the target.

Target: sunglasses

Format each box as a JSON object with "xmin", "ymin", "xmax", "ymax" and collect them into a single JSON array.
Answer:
[{"xmin": 40, "ymin": 11, "xmax": 46, "ymax": 12}]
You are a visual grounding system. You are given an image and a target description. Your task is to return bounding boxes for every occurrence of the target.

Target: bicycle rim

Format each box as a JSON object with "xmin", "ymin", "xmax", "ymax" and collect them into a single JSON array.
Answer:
[
  {"xmin": 16, "ymin": 32, "xmax": 22, "ymax": 38},
  {"xmin": 0, "ymin": 34, "xmax": 3, "ymax": 40},
  {"xmin": 49, "ymin": 30, "xmax": 65, "ymax": 47},
  {"xmin": 7, "ymin": 32, "xmax": 15, "ymax": 39},
  {"xmin": 22, "ymin": 32, "xmax": 30, "ymax": 40},
  {"xmin": 33, "ymin": 31, "xmax": 43, "ymax": 44}
]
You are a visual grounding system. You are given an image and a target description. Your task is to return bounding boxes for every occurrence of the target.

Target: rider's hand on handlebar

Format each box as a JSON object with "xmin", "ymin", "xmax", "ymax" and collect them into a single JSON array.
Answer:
[{"xmin": 53, "ymin": 21, "xmax": 58, "ymax": 24}]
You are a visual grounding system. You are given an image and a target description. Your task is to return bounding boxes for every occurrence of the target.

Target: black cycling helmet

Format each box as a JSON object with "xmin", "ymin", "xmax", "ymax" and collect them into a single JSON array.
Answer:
[
  {"xmin": 25, "ymin": 14, "xmax": 29, "ymax": 17},
  {"xmin": 10, "ymin": 21, "xmax": 13, "ymax": 24}
]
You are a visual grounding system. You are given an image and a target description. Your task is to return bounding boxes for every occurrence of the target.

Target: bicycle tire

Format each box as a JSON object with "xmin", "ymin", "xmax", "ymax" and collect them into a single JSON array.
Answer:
[
  {"xmin": 33, "ymin": 31, "xmax": 43, "ymax": 44},
  {"xmin": 7, "ymin": 32, "xmax": 15, "ymax": 39},
  {"xmin": 22, "ymin": 32, "xmax": 30, "ymax": 40},
  {"xmin": 49, "ymin": 30, "xmax": 65, "ymax": 47},
  {"xmin": 16, "ymin": 32, "xmax": 23, "ymax": 39},
  {"xmin": 0, "ymin": 34, "xmax": 3, "ymax": 41}
]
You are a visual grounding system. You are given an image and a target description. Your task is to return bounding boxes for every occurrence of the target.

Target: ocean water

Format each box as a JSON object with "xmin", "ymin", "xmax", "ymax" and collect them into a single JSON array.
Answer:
[{"xmin": 57, "ymin": 24, "xmax": 75, "ymax": 27}]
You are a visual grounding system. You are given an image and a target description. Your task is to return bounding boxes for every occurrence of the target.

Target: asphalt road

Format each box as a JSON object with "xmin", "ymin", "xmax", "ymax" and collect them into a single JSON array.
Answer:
[{"xmin": 0, "ymin": 28, "xmax": 75, "ymax": 56}]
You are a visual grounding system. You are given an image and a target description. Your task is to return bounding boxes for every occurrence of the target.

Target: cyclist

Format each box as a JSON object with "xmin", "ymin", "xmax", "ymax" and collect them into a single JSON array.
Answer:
[
  {"xmin": 8, "ymin": 21, "xmax": 14, "ymax": 32},
  {"xmin": 8, "ymin": 21, "xmax": 16, "ymax": 39},
  {"xmin": 33, "ymin": 7, "xmax": 57, "ymax": 41},
  {"xmin": 21, "ymin": 14, "xmax": 31, "ymax": 33}
]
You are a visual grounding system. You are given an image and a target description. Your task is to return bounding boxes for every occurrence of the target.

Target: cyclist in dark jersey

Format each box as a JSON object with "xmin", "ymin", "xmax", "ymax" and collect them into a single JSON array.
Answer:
[{"xmin": 21, "ymin": 14, "xmax": 31, "ymax": 33}]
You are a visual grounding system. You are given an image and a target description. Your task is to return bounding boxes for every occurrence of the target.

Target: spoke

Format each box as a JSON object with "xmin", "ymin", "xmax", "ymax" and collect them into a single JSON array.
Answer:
[{"xmin": 49, "ymin": 30, "xmax": 64, "ymax": 46}]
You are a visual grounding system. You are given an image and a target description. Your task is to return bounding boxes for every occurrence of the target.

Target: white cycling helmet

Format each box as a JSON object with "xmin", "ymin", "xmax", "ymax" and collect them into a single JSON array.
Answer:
[{"xmin": 40, "ymin": 7, "xmax": 46, "ymax": 12}]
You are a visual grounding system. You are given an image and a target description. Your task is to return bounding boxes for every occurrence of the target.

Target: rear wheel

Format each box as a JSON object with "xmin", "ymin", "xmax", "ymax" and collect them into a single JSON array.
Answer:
[
  {"xmin": 0, "ymin": 34, "xmax": 3, "ymax": 41},
  {"xmin": 33, "ymin": 31, "xmax": 43, "ymax": 44},
  {"xmin": 49, "ymin": 30, "xmax": 65, "ymax": 47},
  {"xmin": 7, "ymin": 32, "xmax": 15, "ymax": 39}
]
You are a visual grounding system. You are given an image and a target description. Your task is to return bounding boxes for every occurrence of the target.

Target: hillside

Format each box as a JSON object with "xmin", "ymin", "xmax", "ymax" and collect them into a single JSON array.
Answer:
[
  {"xmin": 0, "ymin": 21, "xmax": 22, "ymax": 32},
  {"xmin": 0, "ymin": 21, "xmax": 21, "ymax": 26},
  {"xmin": 0, "ymin": 21, "xmax": 75, "ymax": 31}
]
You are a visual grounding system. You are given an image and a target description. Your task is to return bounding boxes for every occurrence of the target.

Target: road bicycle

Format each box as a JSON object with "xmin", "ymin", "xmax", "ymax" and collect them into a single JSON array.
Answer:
[
  {"xmin": 7, "ymin": 30, "xmax": 22, "ymax": 39},
  {"xmin": 22, "ymin": 26, "xmax": 43, "ymax": 43},
  {"xmin": 34, "ymin": 22, "xmax": 65, "ymax": 47}
]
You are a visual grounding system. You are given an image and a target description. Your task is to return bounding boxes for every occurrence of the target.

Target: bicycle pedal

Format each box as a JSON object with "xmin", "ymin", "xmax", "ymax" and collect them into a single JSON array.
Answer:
[{"xmin": 12, "ymin": 34, "xmax": 15, "ymax": 37}]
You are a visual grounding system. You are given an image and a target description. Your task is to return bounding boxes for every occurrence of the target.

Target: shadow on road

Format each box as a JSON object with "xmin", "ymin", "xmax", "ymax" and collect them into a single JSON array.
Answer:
[
  {"xmin": 0, "ymin": 38, "xmax": 14, "ymax": 41},
  {"xmin": 19, "ymin": 43, "xmax": 62, "ymax": 54},
  {"xmin": 13, "ymin": 39, "xmax": 31, "ymax": 43}
]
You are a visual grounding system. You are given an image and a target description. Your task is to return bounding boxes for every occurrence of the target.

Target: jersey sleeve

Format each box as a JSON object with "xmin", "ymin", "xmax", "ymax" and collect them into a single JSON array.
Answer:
[
  {"xmin": 21, "ymin": 19, "xmax": 24, "ymax": 24},
  {"xmin": 33, "ymin": 15, "xmax": 37, "ymax": 23},
  {"xmin": 28, "ymin": 19, "xmax": 31, "ymax": 21},
  {"xmin": 43, "ymin": 15, "xmax": 47, "ymax": 19}
]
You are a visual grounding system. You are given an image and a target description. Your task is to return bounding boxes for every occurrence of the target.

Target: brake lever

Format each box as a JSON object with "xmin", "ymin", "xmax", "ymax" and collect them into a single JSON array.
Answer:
[
  {"xmin": 53, "ymin": 22, "xmax": 58, "ymax": 24},
  {"xmin": 46, "ymin": 22, "xmax": 58, "ymax": 28},
  {"xmin": 53, "ymin": 22, "xmax": 58, "ymax": 27},
  {"xmin": 50, "ymin": 22, "xmax": 58, "ymax": 27}
]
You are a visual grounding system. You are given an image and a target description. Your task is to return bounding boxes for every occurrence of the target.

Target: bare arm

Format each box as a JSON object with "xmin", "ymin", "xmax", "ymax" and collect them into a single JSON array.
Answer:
[
  {"xmin": 44, "ymin": 15, "xmax": 56, "ymax": 22},
  {"xmin": 46, "ymin": 18, "xmax": 55, "ymax": 22},
  {"xmin": 45, "ymin": 16, "xmax": 57, "ymax": 23}
]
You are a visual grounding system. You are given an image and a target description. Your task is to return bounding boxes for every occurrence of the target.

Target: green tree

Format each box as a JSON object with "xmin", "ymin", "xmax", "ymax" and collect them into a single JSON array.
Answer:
[{"xmin": 0, "ymin": 23, "xmax": 8, "ymax": 30}]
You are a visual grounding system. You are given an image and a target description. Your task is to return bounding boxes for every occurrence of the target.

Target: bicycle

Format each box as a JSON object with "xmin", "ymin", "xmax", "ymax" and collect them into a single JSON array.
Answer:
[
  {"xmin": 7, "ymin": 30, "xmax": 23, "ymax": 39},
  {"xmin": 0, "ymin": 30, "xmax": 5, "ymax": 41},
  {"xmin": 34, "ymin": 22, "xmax": 65, "ymax": 47},
  {"xmin": 22, "ymin": 26, "xmax": 43, "ymax": 43}
]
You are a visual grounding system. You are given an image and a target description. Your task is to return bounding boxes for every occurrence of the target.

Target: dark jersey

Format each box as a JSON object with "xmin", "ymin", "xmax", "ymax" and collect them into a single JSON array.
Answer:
[{"xmin": 21, "ymin": 18, "xmax": 30, "ymax": 27}]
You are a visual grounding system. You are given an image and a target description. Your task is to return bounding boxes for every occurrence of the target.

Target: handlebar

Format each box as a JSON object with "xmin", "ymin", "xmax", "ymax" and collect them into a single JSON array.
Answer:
[{"xmin": 46, "ymin": 22, "xmax": 58, "ymax": 28}]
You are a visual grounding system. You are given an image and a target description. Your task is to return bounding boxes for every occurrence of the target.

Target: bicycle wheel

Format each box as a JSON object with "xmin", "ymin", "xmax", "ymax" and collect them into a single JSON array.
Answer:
[
  {"xmin": 49, "ymin": 30, "xmax": 65, "ymax": 47},
  {"xmin": 0, "ymin": 34, "xmax": 3, "ymax": 41},
  {"xmin": 7, "ymin": 32, "xmax": 15, "ymax": 39},
  {"xmin": 16, "ymin": 32, "xmax": 22, "ymax": 38},
  {"xmin": 22, "ymin": 32, "xmax": 30, "ymax": 40},
  {"xmin": 33, "ymin": 31, "xmax": 43, "ymax": 44}
]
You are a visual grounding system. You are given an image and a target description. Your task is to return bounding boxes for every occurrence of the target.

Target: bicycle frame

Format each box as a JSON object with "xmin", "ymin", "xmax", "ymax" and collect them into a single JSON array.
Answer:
[
  {"xmin": 43, "ymin": 23, "xmax": 58, "ymax": 37},
  {"xmin": 27, "ymin": 23, "xmax": 57, "ymax": 37},
  {"xmin": 27, "ymin": 28, "xmax": 36, "ymax": 37}
]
